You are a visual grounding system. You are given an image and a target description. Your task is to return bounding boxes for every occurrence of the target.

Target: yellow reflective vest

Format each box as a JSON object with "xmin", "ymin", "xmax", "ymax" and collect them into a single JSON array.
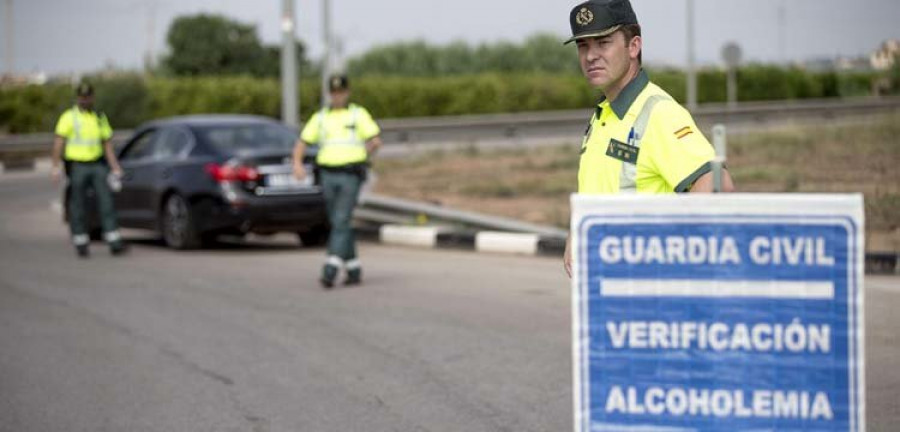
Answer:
[
  {"xmin": 300, "ymin": 104, "xmax": 380, "ymax": 167},
  {"xmin": 54, "ymin": 106, "xmax": 113, "ymax": 162},
  {"xmin": 578, "ymin": 70, "xmax": 715, "ymax": 194}
]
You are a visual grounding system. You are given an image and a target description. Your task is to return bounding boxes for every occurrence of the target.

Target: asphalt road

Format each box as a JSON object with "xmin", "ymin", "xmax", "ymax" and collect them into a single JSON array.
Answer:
[{"xmin": 1, "ymin": 171, "xmax": 898, "ymax": 431}]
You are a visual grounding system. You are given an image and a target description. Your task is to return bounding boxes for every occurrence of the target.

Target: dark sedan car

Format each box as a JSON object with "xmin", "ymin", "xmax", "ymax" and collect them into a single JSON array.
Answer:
[{"xmin": 69, "ymin": 115, "xmax": 329, "ymax": 249}]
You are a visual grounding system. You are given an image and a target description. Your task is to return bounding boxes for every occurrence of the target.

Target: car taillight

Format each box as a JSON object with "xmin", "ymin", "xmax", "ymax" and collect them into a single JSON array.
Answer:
[{"xmin": 205, "ymin": 163, "xmax": 259, "ymax": 182}]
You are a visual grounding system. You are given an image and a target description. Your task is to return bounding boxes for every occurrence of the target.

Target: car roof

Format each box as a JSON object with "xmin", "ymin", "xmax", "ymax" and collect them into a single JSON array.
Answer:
[{"xmin": 139, "ymin": 114, "xmax": 285, "ymax": 130}]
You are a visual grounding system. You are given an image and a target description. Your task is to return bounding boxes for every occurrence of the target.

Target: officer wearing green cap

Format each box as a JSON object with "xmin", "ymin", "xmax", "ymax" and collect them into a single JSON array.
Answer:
[
  {"xmin": 51, "ymin": 82, "xmax": 126, "ymax": 258},
  {"xmin": 562, "ymin": 0, "xmax": 735, "ymax": 277},
  {"xmin": 292, "ymin": 74, "xmax": 382, "ymax": 288}
]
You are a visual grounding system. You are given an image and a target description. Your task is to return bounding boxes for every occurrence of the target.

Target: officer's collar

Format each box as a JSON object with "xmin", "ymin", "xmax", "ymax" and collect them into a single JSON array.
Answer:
[
  {"xmin": 326, "ymin": 103, "xmax": 352, "ymax": 112},
  {"xmin": 598, "ymin": 68, "xmax": 649, "ymax": 119}
]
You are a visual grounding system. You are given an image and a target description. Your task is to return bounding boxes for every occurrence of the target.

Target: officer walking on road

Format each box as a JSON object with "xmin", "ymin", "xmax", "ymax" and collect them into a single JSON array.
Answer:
[
  {"xmin": 51, "ymin": 82, "xmax": 126, "ymax": 258},
  {"xmin": 292, "ymin": 74, "xmax": 382, "ymax": 288},
  {"xmin": 562, "ymin": 0, "xmax": 735, "ymax": 276}
]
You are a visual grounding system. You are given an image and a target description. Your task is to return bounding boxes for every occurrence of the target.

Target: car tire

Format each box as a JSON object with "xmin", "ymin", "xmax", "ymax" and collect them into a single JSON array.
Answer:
[
  {"xmin": 298, "ymin": 226, "xmax": 329, "ymax": 247},
  {"xmin": 161, "ymin": 194, "xmax": 201, "ymax": 250},
  {"xmin": 200, "ymin": 232, "xmax": 222, "ymax": 248}
]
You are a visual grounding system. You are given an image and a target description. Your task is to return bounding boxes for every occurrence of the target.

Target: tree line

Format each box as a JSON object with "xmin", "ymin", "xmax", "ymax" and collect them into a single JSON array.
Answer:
[
  {"xmin": 157, "ymin": 14, "xmax": 578, "ymax": 77},
  {"xmin": 160, "ymin": 14, "xmax": 314, "ymax": 77},
  {"xmin": 0, "ymin": 13, "xmax": 895, "ymax": 134}
]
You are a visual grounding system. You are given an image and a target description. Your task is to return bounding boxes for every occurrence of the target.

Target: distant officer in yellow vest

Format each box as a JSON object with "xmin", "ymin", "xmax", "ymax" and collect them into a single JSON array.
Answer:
[
  {"xmin": 562, "ymin": 0, "xmax": 735, "ymax": 276},
  {"xmin": 292, "ymin": 74, "xmax": 382, "ymax": 288},
  {"xmin": 51, "ymin": 82, "xmax": 126, "ymax": 258}
]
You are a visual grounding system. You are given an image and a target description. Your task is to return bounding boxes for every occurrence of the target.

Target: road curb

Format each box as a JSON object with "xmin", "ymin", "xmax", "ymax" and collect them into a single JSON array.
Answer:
[
  {"xmin": 356, "ymin": 224, "xmax": 898, "ymax": 274},
  {"xmin": 380, "ymin": 225, "xmax": 449, "ymax": 248},
  {"xmin": 0, "ymin": 157, "xmax": 52, "ymax": 174},
  {"xmin": 475, "ymin": 231, "xmax": 540, "ymax": 255},
  {"xmin": 358, "ymin": 224, "xmax": 566, "ymax": 258}
]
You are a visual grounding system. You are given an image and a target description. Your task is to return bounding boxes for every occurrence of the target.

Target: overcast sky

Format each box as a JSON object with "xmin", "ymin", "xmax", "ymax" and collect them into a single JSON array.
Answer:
[{"xmin": 4, "ymin": 0, "xmax": 899, "ymax": 75}]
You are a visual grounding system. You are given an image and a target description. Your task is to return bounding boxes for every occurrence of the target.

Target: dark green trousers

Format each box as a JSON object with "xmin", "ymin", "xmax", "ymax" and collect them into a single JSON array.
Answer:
[
  {"xmin": 320, "ymin": 169, "xmax": 363, "ymax": 263},
  {"xmin": 68, "ymin": 161, "xmax": 119, "ymax": 244}
]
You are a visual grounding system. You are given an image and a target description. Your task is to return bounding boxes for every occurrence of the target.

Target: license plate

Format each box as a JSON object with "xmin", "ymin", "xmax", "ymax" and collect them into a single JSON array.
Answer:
[{"xmin": 266, "ymin": 172, "xmax": 313, "ymax": 188}]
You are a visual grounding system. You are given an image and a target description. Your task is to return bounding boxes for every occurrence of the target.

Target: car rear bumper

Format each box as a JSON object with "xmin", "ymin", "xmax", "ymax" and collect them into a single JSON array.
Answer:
[{"xmin": 196, "ymin": 192, "xmax": 328, "ymax": 234}]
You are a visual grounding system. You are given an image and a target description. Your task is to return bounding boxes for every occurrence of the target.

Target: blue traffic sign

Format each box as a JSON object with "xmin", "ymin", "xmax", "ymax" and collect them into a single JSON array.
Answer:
[{"xmin": 572, "ymin": 195, "xmax": 864, "ymax": 432}]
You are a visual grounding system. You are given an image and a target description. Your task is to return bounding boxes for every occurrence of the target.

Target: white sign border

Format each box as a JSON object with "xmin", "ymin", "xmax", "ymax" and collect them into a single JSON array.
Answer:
[{"xmin": 572, "ymin": 206, "xmax": 865, "ymax": 432}]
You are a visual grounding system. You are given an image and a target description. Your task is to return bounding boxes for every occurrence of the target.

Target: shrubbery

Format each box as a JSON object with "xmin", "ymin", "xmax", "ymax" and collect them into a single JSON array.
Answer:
[
  {"xmin": 0, "ymin": 83, "xmax": 72, "ymax": 133},
  {"xmin": 0, "ymin": 67, "xmax": 880, "ymax": 134}
]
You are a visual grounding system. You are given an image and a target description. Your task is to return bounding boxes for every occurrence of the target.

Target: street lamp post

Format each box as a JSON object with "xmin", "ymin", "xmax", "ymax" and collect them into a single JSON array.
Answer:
[
  {"xmin": 281, "ymin": 0, "xmax": 298, "ymax": 126},
  {"xmin": 320, "ymin": 0, "xmax": 332, "ymax": 108},
  {"xmin": 778, "ymin": 0, "xmax": 786, "ymax": 64},
  {"xmin": 144, "ymin": 0, "xmax": 157, "ymax": 73},
  {"xmin": 4, "ymin": 0, "xmax": 13, "ymax": 76},
  {"xmin": 686, "ymin": 0, "xmax": 697, "ymax": 112}
]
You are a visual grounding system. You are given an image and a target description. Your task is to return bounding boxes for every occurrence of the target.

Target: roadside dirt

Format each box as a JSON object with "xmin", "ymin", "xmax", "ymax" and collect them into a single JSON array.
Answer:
[{"xmin": 373, "ymin": 113, "xmax": 900, "ymax": 252}]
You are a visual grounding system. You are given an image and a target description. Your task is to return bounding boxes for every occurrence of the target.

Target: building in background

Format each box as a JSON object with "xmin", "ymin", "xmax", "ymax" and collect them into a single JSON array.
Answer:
[
  {"xmin": 870, "ymin": 39, "xmax": 899, "ymax": 71},
  {"xmin": 0, "ymin": 71, "xmax": 48, "ymax": 87}
]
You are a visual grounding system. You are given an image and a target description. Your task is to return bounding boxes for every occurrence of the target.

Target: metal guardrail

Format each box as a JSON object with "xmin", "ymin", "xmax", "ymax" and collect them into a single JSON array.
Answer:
[
  {"xmin": 351, "ymin": 193, "xmax": 898, "ymax": 274},
  {"xmin": 377, "ymin": 96, "xmax": 900, "ymax": 144},
  {"xmin": 3, "ymin": 97, "xmax": 899, "ymax": 162},
  {"xmin": 356, "ymin": 194, "xmax": 567, "ymax": 238}
]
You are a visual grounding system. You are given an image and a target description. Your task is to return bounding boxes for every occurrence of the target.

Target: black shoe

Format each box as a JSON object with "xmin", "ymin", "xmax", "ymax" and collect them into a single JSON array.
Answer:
[
  {"xmin": 110, "ymin": 242, "xmax": 127, "ymax": 256},
  {"xmin": 345, "ymin": 269, "xmax": 362, "ymax": 286},
  {"xmin": 320, "ymin": 264, "xmax": 338, "ymax": 289},
  {"xmin": 75, "ymin": 245, "xmax": 89, "ymax": 258}
]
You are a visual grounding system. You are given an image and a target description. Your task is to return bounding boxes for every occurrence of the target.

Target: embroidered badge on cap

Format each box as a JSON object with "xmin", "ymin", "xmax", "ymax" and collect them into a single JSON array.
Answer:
[{"xmin": 575, "ymin": 7, "xmax": 594, "ymax": 26}]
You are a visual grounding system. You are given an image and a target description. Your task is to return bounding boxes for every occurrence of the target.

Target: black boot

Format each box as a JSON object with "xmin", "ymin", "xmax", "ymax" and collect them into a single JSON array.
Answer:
[
  {"xmin": 345, "ymin": 268, "xmax": 362, "ymax": 286},
  {"xmin": 320, "ymin": 264, "xmax": 338, "ymax": 289},
  {"xmin": 110, "ymin": 241, "xmax": 127, "ymax": 256}
]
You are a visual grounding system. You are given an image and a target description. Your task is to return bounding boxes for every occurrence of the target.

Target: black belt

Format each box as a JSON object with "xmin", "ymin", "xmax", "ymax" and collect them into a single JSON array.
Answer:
[
  {"xmin": 67, "ymin": 159, "xmax": 103, "ymax": 164},
  {"xmin": 318, "ymin": 163, "xmax": 367, "ymax": 174}
]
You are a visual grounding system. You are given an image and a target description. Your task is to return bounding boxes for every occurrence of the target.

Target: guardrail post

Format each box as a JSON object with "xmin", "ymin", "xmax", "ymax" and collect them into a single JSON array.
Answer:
[{"xmin": 712, "ymin": 124, "xmax": 726, "ymax": 193}]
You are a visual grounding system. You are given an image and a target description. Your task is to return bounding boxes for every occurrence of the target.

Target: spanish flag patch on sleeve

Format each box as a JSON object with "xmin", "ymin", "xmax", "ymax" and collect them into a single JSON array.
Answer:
[{"xmin": 674, "ymin": 126, "xmax": 693, "ymax": 139}]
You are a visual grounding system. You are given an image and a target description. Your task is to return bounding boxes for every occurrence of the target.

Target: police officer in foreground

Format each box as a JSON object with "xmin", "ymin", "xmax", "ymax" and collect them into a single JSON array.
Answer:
[
  {"xmin": 292, "ymin": 75, "xmax": 382, "ymax": 288},
  {"xmin": 51, "ymin": 82, "xmax": 126, "ymax": 258},
  {"xmin": 562, "ymin": 0, "xmax": 735, "ymax": 277}
]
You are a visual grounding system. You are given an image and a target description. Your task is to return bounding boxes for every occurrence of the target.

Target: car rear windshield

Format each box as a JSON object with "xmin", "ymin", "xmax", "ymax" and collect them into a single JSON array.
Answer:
[{"xmin": 195, "ymin": 123, "xmax": 297, "ymax": 155}]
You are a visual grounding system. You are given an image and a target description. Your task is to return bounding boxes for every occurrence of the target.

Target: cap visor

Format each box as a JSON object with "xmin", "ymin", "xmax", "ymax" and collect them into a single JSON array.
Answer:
[{"xmin": 563, "ymin": 25, "xmax": 623, "ymax": 45}]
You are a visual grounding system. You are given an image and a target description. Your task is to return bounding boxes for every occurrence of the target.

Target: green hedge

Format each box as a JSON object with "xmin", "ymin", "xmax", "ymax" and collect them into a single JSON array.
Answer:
[
  {"xmin": 0, "ymin": 67, "xmax": 880, "ymax": 134},
  {"xmin": 351, "ymin": 73, "xmax": 594, "ymax": 117},
  {"xmin": 0, "ymin": 83, "xmax": 72, "ymax": 134}
]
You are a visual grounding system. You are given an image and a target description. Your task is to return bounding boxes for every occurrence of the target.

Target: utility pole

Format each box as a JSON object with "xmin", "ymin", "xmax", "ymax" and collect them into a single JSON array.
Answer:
[
  {"xmin": 281, "ymin": 0, "xmax": 298, "ymax": 126},
  {"xmin": 778, "ymin": 0, "xmax": 786, "ymax": 64},
  {"xmin": 4, "ymin": 0, "xmax": 13, "ymax": 76},
  {"xmin": 722, "ymin": 42, "xmax": 742, "ymax": 110},
  {"xmin": 144, "ymin": 0, "xmax": 156, "ymax": 73},
  {"xmin": 320, "ymin": 0, "xmax": 332, "ymax": 108},
  {"xmin": 685, "ymin": 0, "xmax": 697, "ymax": 112}
]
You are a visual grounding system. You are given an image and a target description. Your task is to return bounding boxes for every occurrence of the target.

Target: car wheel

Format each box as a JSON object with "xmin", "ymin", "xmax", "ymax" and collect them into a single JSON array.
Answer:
[
  {"xmin": 200, "ymin": 232, "xmax": 222, "ymax": 248},
  {"xmin": 161, "ymin": 194, "xmax": 201, "ymax": 250},
  {"xmin": 298, "ymin": 226, "xmax": 329, "ymax": 247}
]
